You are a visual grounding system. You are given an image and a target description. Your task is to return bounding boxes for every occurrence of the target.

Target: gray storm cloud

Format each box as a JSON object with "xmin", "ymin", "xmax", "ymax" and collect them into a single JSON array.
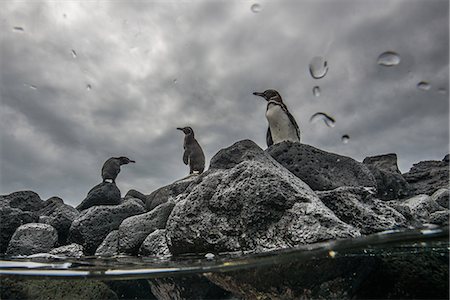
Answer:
[{"xmin": 1, "ymin": 0, "xmax": 448, "ymax": 206}]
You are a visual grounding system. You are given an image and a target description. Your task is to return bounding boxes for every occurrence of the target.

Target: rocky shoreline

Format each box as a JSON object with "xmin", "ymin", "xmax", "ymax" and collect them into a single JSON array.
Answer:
[{"xmin": 1, "ymin": 140, "xmax": 449, "ymax": 299}]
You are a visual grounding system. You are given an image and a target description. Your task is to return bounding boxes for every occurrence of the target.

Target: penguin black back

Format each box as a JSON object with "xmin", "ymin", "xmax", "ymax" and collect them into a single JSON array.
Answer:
[
  {"xmin": 101, "ymin": 156, "xmax": 135, "ymax": 183},
  {"xmin": 177, "ymin": 127, "xmax": 205, "ymax": 174}
]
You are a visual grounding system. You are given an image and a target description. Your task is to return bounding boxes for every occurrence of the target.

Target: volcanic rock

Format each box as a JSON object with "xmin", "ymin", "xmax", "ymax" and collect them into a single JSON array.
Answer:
[
  {"xmin": 431, "ymin": 188, "xmax": 449, "ymax": 209},
  {"xmin": 139, "ymin": 229, "xmax": 170, "ymax": 256},
  {"xmin": 76, "ymin": 182, "xmax": 121, "ymax": 211},
  {"xmin": 363, "ymin": 154, "xmax": 411, "ymax": 200},
  {"xmin": 6, "ymin": 223, "xmax": 58, "ymax": 256},
  {"xmin": 49, "ymin": 243, "xmax": 84, "ymax": 257},
  {"xmin": 166, "ymin": 140, "xmax": 360, "ymax": 255},
  {"xmin": 38, "ymin": 198, "xmax": 79, "ymax": 245},
  {"xmin": 317, "ymin": 186, "xmax": 407, "ymax": 234},
  {"xmin": 363, "ymin": 153, "xmax": 401, "ymax": 174},
  {"xmin": 145, "ymin": 176, "xmax": 197, "ymax": 211},
  {"xmin": 95, "ymin": 230, "xmax": 119, "ymax": 256},
  {"xmin": 403, "ymin": 158, "xmax": 449, "ymax": 195},
  {"xmin": 68, "ymin": 199, "xmax": 145, "ymax": 255},
  {"xmin": 119, "ymin": 201, "xmax": 175, "ymax": 255},
  {"xmin": 266, "ymin": 141, "xmax": 377, "ymax": 191}
]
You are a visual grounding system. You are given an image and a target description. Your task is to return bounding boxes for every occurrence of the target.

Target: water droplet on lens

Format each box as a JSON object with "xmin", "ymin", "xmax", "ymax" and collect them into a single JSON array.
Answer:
[
  {"xmin": 63, "ymin": 14, "xmax": 67, "ymax": 18},
  {"xmin": 438, "ymin": 88, "xmax": 447, "ymax": 94},
  {"xmin": 24, "ymin": 83, "xmax": 37, "ymax": 90},
  {"xmin": 173, "ymin": 79, "xmax": 177, "ymax": 84},
  {"xmin": 309, "ymin": 56, "xmax": 328, "ymax": 79},
  {"xmin": 310, "ymin": 112, "xmax": 335, "ymax": 127},
  {"xmin": 417, "ymin": 81, "xmax": 431, "ymax": 91},
  {"xmin": 313, "ymin": 86, "xmax": 321, "ymax": 97},
  {"xmin": 377, "ymin": 51, "xmax": 401, "ymax": 67},
  {"xmin": 71, "ymin": 49, "xmax": 77, "ymax": 58},
  {"xmin": 205, "ymin": 253, "xmax": 215, "ymax": 259},
  {"xmin": 13, "ymin": 26, "xmax": 24, "ymax": 32},
  {"xmin": 251, "ymin": 3, "xmax": 262, "ymax": 13},
  {"xmin": 341, "ymin": 134, "xmax": 350, "ymax": 144},
  {"xmin": 86, "ymin": 84, "xmax": 92, "ymax": 91}
]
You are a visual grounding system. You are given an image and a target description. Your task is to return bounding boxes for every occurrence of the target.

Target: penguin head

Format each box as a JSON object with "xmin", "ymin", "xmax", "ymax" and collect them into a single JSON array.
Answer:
[
  {"xmin": 253, "ymin": 89, "xmax": 283, "ymax": 103},
  {"xmin": 177, "ymin": 127, "xmax": 194, "ymax": 136},
  {"xmin": 117, "ymin": 156, "xmax": 136, "ymax": 165}
]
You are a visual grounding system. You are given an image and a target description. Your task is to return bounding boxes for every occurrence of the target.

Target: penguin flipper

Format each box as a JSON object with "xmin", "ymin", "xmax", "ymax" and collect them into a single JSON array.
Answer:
[
  {"xmin": 183, "ymin": 150, "xmax": 189, "ymax": 165},
  {"xmin": 284, "ymin": 105, "xmax": 301, "ymax": 141},
  {"xmin": 266, "ymin": 127, "xmax": 273, "ymax": 147}
]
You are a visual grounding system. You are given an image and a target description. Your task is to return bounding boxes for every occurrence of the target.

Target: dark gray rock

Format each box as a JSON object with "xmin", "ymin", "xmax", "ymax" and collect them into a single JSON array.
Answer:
[
  {"xmin": 394, "ymin": 194, "xmax": 443, "ymax": 223},
  {"xmin": 429, "ymin": 210, "xmax": 449, "ymax": 226},
  {"xmin": 68, "ymin": 199, "xmax": 145, "ymax": 255},
  {"xmin": 145, "ymin": 176, "xmax": 197, "ymax": 211},
  {"xmin": 431, "ymin": 188, "xmax": 449, "ymax": 209},
  {"xmin": 443, "ymin": 154, "xmax": 449, "ymax": 162},
  {"xmin": 0, "ymin": 191, "xmax": 44, "ymax": 212},
  {"xmin": 317, "ymin": 187, "xmax": 407, "ymax": 234},
  {"xmin": 148, "ymin": 275, "xmax": 232, "ymax": 300},
  {"xmin": 210, "ymin": 139, "xmax": 273, "ymax": 170},
  {"xmin": 207, "ymin": 249, "xmax": 449, "ymax": 300},
  {"xmin": 95, "ymin": 230, "xmax": 119, "ymax": 256},
  {"xmin": 104, "ymin": 280, "xmax": 156, "ymax": 300},
  {"xmin": 0, "ymin": 204, "xmax": 37, "ymax": 254},
  {"xmin": 38, "ymin": 201, "xmax": 80, "ymax": 245},
  {"xmin": 49, "ymin": 243, "xmax": 84, "ymax": 257},
  {"xmin": 124, "ymin": 189, "xmax": 147, "ymax": 204},
  {"xmin": 403, "ymin": 159, "xmax": 449, "ymax": 195},
  {"xmin": 266, "ymin": 141, "xmax": 377, "ymax": 191},
  {"xmin": 6, "ymin": 223, "xmax": 58, "ymax": 256},
  {"xmin": 0, "ymin": 278, "xmax": 118, "ymax": 300},
  {"xmin": 38, "ymin": 197, "xmax": 64, "ymax": 215},
  {"xmin": 363, "ymin": 154, "xmax": 411, "ymax": 200},
  {"xmin": 363, "ymin": 153, "xmax": 401, "ymax": 174},
  {"xmin": 0, "ymin": 191, "xmax": 45, "ymax": 253},
  {"xmin": 119, "ymin": 202, "xmax": 175, "ymax": 255},
  {"xmin": 364, "ymin": 165, "xmax": 411, "ymax": 200},
  {"xmin": 139, "ymin": 229, "xmax": 170, "ymax": 256},
  {"xmin": 166, "ymin": 140, "xmax": 359, "ymax": 255},
  {"xmin": 76, "ymin": 182, "xmax": 121, "ymax": 211}
]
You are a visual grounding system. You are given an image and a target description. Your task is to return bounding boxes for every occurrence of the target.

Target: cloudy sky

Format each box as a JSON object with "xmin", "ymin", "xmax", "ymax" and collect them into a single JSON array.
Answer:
[{"xmin": 1, "ymin": 0, "xmax": 448, "ymax": 206}]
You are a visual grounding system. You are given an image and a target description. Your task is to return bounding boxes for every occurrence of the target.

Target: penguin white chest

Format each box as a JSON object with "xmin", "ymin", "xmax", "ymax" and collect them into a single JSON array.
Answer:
[{"xmin": 266, "ymin": 104, "xmax": 299, "ymax": 144}]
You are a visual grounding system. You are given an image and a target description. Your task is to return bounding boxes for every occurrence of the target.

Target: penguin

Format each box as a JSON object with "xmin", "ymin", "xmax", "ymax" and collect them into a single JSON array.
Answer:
[
  {"xmin": 253, "ymin": 89, "xmax": 301, "ymax": 147},
  {"xmin": 177, "ymin": 127, "xmax": 205, "ymax": 174},
  {"xmin": 101, "ymin": 156, "xmax": 135, "ymax": 183}
]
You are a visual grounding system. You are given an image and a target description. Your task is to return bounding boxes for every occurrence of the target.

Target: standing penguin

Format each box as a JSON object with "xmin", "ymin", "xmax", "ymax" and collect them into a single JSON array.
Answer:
[
  {"xmin": 177, "ymin": 127, "xmax": 205, "ymax": 174},
  {"xmin": 253, "ymin": 89, "xmax": 301, "ymax": 147},
  {"xmin": 101, "ymin": 156, "xmax": 135, "ymax": 183}
]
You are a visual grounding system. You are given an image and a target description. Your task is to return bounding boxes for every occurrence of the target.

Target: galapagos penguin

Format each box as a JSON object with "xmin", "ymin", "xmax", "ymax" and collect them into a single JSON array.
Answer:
[
  {"xmin": 101, "ymin": 156, "xmax": 135, "ymax": 183},
  {"xmin": 177, "ymin": 127, "xmax": 205, "ymax": 174},
  {"xmin": 253, "ymin": 89, "xmax": 301, "ymax": 147}
]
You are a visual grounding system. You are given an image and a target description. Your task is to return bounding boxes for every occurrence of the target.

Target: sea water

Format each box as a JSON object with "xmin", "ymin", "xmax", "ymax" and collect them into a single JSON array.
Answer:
[{"xmin": 1, "ymin": 227, "xmax": 448, "ymax": 299}]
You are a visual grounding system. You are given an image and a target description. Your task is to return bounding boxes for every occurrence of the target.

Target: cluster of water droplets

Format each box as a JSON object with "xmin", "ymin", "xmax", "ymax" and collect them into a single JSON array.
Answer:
[
  {"xmin": 377, "ymin": 51, "xmax": 446, "ymax": 94},
  {"xmin": 307, "ymin": 56, "xmax": 349, "ymax": 143}
]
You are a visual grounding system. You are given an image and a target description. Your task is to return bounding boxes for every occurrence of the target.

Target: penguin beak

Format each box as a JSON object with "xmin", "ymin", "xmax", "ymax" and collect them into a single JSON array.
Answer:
[
  {"xmin": 176, "ymin": 127, "xmax": 183, "ymax": 131},
  {"xmin": 129, "ymin": 160, "xmax": 136, "ymax": 163},
  {"xmin": 253, "ymin": 92, "xmax": 266, "ymax": 100}
]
